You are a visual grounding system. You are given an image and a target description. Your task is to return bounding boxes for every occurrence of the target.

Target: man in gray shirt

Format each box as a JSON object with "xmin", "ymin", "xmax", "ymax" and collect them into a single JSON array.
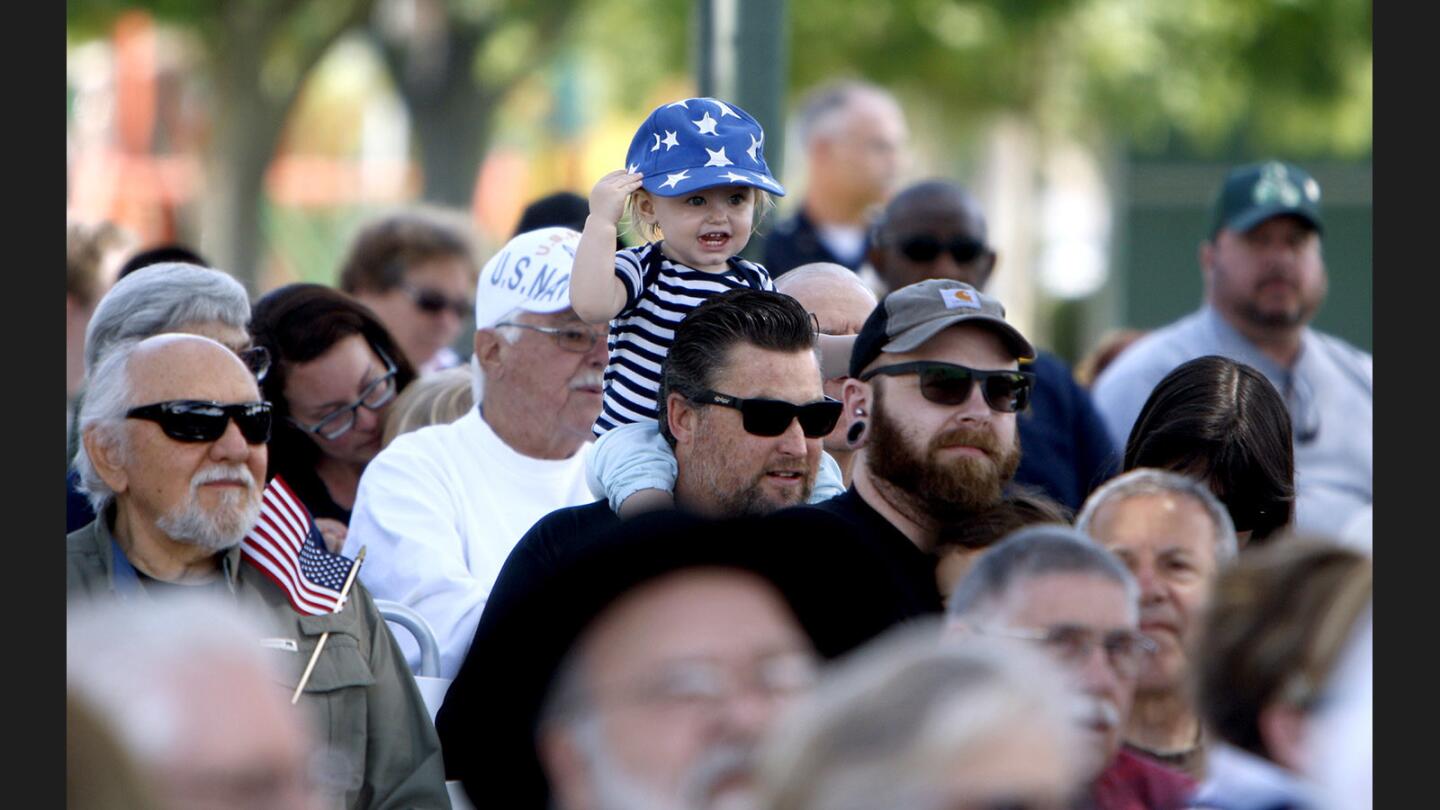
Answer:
[{"xmin": 1092, "ymin": 160, "xmax": 1372, "ymax": 534}]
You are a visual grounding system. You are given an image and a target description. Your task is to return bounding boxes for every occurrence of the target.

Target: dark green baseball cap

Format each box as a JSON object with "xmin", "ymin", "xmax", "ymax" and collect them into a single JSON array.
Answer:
[{"xmin": 1210, "ymin": 160, "xmax": 1324, "ymax": 238}]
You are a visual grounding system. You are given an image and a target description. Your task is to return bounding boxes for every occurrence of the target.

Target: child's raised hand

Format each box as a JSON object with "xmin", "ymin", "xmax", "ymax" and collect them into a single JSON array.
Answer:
[{"xmin": 589, "ymin": 169, "xmax": 645, "ymax": 224}]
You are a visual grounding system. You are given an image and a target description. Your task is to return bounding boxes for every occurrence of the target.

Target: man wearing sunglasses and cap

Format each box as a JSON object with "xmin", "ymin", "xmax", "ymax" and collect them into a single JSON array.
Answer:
[
  {"xmin": 783, "ymin": 278, "xmax": 1037, "ymax": 616},
  {"xmin": 67, "ymin": 333, "xmax": 449, "ymax": 809},
  {"xmin": 1091, "ymin": 160, "xmax": 1372, "ymax": 534},
  {"xmin": 868, "ymin": 179, "xmax": 1118, "ymax": 513}
]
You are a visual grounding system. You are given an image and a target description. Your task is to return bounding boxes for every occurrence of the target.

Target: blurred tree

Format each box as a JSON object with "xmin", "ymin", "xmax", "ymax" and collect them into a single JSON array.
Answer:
[
  {"xmin": 784, "ymin": 0, "xmax": 1371, "ymax": 158},
  {"xmin": 370, "ymin": 0, "xmax": 582, "ymax": 207},
  {"xmin": 68, "ymin": 0, "xmax": 378, "ymax": 290}
]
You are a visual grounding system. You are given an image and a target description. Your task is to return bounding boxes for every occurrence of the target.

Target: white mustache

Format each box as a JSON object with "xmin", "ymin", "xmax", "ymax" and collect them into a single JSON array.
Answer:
[
  {"xmin": 570, "ymin": 371, "xmax": 605, "ymax": 389},
  {"xmin": 190, "ymin": 464, "xmax": 257, "ymax": 490},
  {"xmin": 682, "ymin": 744, "xmax": 756, "ymax": 808},
  {"xmin": 1073, "ymin": 695, "xmax": 1121, "ymax": 730}
]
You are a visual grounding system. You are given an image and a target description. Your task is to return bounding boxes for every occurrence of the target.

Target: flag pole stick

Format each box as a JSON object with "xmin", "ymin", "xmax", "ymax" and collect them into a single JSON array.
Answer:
[{"xmin": 291, "ymin": 546, "xmax": 366, "ymax": 705}]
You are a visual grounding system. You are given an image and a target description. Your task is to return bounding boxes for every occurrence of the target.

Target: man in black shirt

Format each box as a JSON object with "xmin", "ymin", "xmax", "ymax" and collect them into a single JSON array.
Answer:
[{"xmin": 792, "ymin": 277, "xmax": 1038, "ymax": 614}]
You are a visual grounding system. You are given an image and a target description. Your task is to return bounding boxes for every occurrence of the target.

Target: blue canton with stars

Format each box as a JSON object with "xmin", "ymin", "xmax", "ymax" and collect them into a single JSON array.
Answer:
[
  {"xmin": 299, "ymin": 522, "xmax": 355, "ymax": 592},
  {"xmin": 624, "ymin": 97, "xmax": 786, "ymax": 199}
]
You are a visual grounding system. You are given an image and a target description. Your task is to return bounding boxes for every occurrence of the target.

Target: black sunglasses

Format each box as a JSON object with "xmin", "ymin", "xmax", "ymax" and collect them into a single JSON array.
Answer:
[
  {"xmin": 896, "ymin": 234, "xmax": 989, "ymax": 265},
  {"xmin": 691, "ymin": 391, "xmax": 843, "ymax": 438},
  {"xmin": 860, "ymin": 361, "xmax": 1035, "ymax": 413},
  {"xmin": 126, "ymin": 400, "xmax": 273, "ymax": 444},
  {"xmin": 404, "ymin": 284, "xmax": 473, "ymax": 319}
]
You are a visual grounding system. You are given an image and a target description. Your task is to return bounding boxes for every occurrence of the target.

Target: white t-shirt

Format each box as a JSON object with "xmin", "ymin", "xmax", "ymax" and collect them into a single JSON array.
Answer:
[{"xmin": 343, "ymin": 408, "xmax": 594, "ymax": 678}]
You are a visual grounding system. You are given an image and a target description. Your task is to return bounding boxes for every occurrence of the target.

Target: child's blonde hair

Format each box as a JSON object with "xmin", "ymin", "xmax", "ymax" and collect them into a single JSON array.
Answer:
[{"xmin": 622, "ymin": 188, "xmax": 777, "ymax": 245}]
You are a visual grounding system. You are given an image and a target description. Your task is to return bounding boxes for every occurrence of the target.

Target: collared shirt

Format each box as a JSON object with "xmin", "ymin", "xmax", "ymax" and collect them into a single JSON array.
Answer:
[
  {"xmin": 66, "ymin": 516, "xmax": 449, "ymax": 810},
  {"xmin": 343, "ymin": 407, "xmax": 595, "ymax": 678},
  {"xmin": 1091, "ymin": 307, "xmax": 1372, "ymax": 533},
  {"xmin": 1190, "ymin": 744, "xmax": 1319, "ymax": 810}
]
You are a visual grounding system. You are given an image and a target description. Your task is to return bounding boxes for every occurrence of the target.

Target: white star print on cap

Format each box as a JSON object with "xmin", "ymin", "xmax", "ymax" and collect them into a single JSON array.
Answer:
[{"xmin": 623, "ymin": 97, "xmax": 786, "ymax": 198}]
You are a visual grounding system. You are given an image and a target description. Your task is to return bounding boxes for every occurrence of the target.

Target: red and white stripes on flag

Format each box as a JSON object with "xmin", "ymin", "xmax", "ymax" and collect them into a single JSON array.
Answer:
[{"xmin": 242, "ymin": 475, "xmax": 353, "ymax": 616}]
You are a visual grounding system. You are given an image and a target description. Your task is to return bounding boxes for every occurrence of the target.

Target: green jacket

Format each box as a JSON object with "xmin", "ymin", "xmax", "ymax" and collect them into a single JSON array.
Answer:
[{"xmin": 66, "ymin": 517, "xmax": 451, "ymax": 810}]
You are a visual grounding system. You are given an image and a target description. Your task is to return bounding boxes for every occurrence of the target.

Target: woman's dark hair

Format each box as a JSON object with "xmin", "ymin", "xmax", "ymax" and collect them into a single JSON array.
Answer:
[
  {"xmin": 658, "ymin": 290, "xmax": 816, "ymax": 448},
  {"xmin": 1124, "ymin": 355, "xmax": 1295, "ymax": 541},
  {"xmin": 249, "ymin": 284, "xmax": 417, "ymax": 478}
]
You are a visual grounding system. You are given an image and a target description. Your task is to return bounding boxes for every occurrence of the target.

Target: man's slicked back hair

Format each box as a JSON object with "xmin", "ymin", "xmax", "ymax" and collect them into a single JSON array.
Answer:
[
  {"xmin": 946, "ymin": 526, "xmax": 1138, "ymax": 623},
  {"xmin": 657, "ymin": 289, "xmax": 817, "ymax": 447}
]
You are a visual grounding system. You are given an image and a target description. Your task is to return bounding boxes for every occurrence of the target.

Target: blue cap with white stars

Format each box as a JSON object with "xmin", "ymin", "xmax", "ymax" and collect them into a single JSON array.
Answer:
[{"xmin": 623, "ymin": 97, "xmax": 786, "ymax": 198}]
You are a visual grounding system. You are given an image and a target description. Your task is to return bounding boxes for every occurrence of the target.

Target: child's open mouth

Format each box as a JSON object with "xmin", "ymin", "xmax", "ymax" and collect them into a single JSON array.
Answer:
[{"xmin": 699, "ymin": 232, "xmax": 730, "ymax": 248}]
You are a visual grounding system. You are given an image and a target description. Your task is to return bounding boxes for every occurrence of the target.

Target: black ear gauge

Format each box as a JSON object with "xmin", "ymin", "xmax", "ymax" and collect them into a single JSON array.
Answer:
[{"xmin": 846, "ymin": 420, "xmax": 866, "ymax": 445}]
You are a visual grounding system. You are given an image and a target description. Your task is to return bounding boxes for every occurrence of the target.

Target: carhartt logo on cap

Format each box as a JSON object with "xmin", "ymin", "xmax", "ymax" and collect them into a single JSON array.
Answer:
[{"xmin": 941, "ymin": 288, "xmax": 981, "ymax": 310}]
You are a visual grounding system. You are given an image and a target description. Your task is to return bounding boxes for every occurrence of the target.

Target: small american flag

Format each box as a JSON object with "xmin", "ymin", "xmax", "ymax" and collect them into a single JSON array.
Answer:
[{"xmin": 242, "ymin": 475, "xmax": 357, "ymax": 616}]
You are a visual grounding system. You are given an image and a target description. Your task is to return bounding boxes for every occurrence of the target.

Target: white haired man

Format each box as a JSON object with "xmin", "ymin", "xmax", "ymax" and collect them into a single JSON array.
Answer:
[{"xmin": 68, "ymin": 334, "xmax": 447, "ymax": 809}]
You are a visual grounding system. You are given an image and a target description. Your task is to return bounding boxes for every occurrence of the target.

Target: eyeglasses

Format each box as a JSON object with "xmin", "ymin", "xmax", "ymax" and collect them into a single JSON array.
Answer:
[
  {"xmin": 287, "ymin": 348, "xmax": 399, "ymax": 440},
  {"xmin": 986, "ymin": 624, "xmax": 1157, "ymax": 679},
  {"xmin": 690, "ymin": 391, "xmax": 843, "ymax": 437},
  {"xmin": 495, "ymin": 322, "xmax": 603, "ymax": 354},
  {"xmin": 404, "ymin": 284, "xmax": 473, "ymax": 319},
  {"xmin": 127, "ymin": 400, "xmax": 273, "ymax": 444},
  {"xmin": 237, "ymin": 345, "xmax": 272, "ymax": 382},
  {"xmin": 860, "ymin": 361, "xmax": 1035, "ymax": 413},
  {"xmin": 602, "ymin": 651, "xmax": 819, "ymax": 716},
  {"xmin": 895, "ymin": 234, "xmax": 989, "ymax": 265}
]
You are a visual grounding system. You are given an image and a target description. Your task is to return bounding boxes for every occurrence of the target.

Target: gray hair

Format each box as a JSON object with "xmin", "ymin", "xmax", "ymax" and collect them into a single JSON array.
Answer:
[
  {"xmin": 67, "ymin": 593, "xmax": 285, "ymax": 763},
  {"xmin": 795, "ymin": 80, "xmax": 901, "ymax": 145},
  {"xmin": 73, "ymin": 340, "xmax": 142, "ymax": 514},
  {"xmin": 946, "ymin": 526, "xmax": 1139, "ymax": 624},
  {"xmin": 1076, "ymin": 468, "xmax": 1238, "ymax": 562},
  {"xmin": 756, "ymin": 621, "xmax": 1082, "ymax": 810},
  {"xmin": 84, "ymin": 262, "xmax": 250, "ymax": 372}
]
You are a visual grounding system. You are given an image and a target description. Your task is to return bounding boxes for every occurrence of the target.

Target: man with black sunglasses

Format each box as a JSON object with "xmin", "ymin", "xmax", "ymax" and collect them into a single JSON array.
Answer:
[
  {"xmin": 437, "ymin": 291, "xmax": 904, "ymax": 783},
  {"xmin": 68, "ymin": 334, "xmax": 450, "ymax": 809},
  {"xmin": 868, "ymin": 179, "xmax": 1119, "ymax": 512},
  {"xmin": 781, "ymin": 278, "xmax": 1038, "ymax": 618}
]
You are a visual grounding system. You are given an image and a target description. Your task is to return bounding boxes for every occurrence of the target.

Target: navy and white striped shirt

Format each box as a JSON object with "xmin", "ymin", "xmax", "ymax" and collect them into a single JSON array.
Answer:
[{"xmin": 594, "ymin": 242, "xmax": 774, "ymax": 436}]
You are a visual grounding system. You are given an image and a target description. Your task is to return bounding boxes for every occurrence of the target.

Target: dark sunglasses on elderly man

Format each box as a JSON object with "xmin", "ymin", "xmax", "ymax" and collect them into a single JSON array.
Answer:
[
  {"xmin": 860, "ymin": 361, "xmax": 1036, "ymax": 413},
  {"xmin": 896, "ymin": 234, "xmax": 989, "ymax": 265},
  {"xmin": 126, "ymin": 400, "xmax": 273, "ymax": 444},
  {"xmin": 690, "ymin": 391, "xmax": 843, "ymax": 438}
]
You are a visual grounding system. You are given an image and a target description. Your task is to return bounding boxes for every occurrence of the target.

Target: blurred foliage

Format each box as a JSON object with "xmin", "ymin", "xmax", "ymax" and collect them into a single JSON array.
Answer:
[{"xmin": 785, "ymin": 0, "xmax": 1371, "ymax": 158}]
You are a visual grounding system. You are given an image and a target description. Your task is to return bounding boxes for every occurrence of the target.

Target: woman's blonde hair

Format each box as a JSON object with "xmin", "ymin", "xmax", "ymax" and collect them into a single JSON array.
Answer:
[{"xmin": 381, "ymin": 366, "xmax": 476, "ymax": 447}]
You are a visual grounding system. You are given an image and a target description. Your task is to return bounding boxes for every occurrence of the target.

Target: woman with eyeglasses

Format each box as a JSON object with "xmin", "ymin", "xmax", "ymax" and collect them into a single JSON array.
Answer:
[{"xmin": 250, "ymin": 285, "xmax": 416, "ymax": 547}]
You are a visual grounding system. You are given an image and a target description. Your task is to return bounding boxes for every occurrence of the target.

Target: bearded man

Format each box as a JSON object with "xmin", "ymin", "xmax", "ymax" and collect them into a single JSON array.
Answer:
[
  {"xmin": 66, "ymin": 333, "xmax": 448, "ymax": 809},
  {"xmin": 784, "ymin": 278, "xmax": 1034, "ymax": 615}
]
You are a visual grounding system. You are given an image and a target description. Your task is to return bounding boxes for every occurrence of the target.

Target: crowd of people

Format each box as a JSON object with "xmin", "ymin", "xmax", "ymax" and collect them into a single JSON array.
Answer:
[{"xmin": 66, "ymin": 84, "xmax": 1372, "ymax": 810}]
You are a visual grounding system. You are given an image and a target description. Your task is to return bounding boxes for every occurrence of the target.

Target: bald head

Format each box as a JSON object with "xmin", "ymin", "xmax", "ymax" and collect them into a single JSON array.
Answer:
[
  {"xmin": 775, "ymin": 264, "xmax": 877, "ymax": 336},
  {"xmin": 128, "ymin": 333, "xmax": 260, "ymax": 403},
  {"xmin": 871, "ymin": 180, "xmax": 996, "ymax": 293}
]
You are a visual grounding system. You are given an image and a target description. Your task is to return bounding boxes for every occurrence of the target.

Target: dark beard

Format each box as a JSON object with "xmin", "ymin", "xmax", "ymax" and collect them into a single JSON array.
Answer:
[{"xmin": 866, "ymin": 393, "xmax": 1021, "ymax": 523}]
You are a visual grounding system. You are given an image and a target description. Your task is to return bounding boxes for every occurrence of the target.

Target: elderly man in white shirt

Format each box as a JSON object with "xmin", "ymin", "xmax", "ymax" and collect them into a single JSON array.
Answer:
[{"xmin": 345, "ymin": 227, "xmax": 606, "ymax": 678}]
